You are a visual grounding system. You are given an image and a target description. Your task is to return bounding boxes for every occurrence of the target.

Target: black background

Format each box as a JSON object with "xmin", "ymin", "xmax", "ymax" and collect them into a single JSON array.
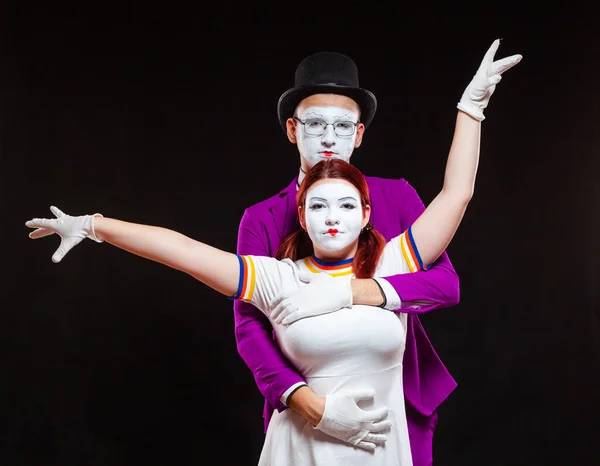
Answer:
[{"xmin": 3, "ymin": 5, "xmax": 599, "ymax": 466}]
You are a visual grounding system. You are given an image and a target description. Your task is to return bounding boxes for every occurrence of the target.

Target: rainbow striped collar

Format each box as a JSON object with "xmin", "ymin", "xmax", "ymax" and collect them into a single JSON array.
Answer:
[{"xmin": 301, "ymin": 255, "xmax": 354, "ymax": 277}]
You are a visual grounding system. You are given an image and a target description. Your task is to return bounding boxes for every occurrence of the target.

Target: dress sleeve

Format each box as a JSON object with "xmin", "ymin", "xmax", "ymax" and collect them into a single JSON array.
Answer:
[
  {"xmin": 379, "ymin": 226, "xmax": 430, "ymax": 276},
  {"xmin": 232, "ymin": 255, "xmax": 296, "ymax": 316}
]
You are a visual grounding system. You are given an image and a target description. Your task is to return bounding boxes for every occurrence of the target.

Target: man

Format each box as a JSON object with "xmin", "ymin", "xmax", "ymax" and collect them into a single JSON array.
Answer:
[
  {"xmin": 234, "ymin": 50, "xmax": 457, "ymax": 465},
  {"xmin": 234, "ymin": 43, "xmax": 517, "ymax": 465}
]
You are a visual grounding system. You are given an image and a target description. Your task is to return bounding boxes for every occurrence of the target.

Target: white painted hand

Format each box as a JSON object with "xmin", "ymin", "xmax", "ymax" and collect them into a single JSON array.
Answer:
[
  {"xmin": 25, "ymin": 206, "xmax": 104, "ymax": 263},
  {"xmin": 315, "ymin": 388, "xmax": 391, "ymax": 451},
  {"xmin": 457, "ymin": 39, "xmax": 522, "ymax": 121},
  {"xmin": 270, "ymin": 273, "xmax": 352, "ymax": 325}
]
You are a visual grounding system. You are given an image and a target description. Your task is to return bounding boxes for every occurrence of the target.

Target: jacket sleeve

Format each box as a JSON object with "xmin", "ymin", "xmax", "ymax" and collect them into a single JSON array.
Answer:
[
  {"xmin": 382, "ymin": 179, "xmax": 461, "ymax": 314},
  {"xmin": 233, "ymin": 208, "xmax": 305, "ymax": 412}
]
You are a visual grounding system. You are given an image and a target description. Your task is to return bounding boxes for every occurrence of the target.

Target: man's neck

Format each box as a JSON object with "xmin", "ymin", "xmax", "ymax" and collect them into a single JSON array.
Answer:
[{"xmin": 297, "ymin": 166, "xmax": 308, "ymax": 190}]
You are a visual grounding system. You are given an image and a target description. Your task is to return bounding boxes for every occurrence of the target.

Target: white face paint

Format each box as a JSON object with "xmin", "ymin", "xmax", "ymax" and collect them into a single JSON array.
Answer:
[
  {"xmin": 296, "ymin": 106, "xmax": 359, "ymax": 168},
  {"xmin": 304, "ymin": 180, "xmax": 364, "ymax": 255}
]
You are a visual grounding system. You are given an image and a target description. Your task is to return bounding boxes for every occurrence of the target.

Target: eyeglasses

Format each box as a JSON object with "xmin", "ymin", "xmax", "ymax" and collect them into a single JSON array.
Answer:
[{"xmin": 293, "ymin": 117, "xmax": 358, "ymax": 137}]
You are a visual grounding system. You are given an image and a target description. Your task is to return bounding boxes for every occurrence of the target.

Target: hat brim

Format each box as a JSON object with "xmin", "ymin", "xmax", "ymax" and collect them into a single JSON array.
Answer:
[{"xmin": 277, "ymin": 84, "xmax": 377, "ymax": 134}]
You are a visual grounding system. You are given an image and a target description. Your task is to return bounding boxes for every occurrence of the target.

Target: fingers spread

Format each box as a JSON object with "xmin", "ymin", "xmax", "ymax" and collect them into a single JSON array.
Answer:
[
  {"xmin": 28, "ymin": 228, "xmax": 55, "ymax": 239},
  {"xmin": 493, "ymin": 54, "xmax": 523, "ymax": 75},
  {"xmin": 52, "ymin": 248, "xmax": 66, "ymax": 263},
  {"xmin": 482, "ymin": 38, "xmax": 501, "ymax": 64},
  {"xmin": 52, "ymin": 236, "xmax": 81, "ymax": 263},
  {"xmin": 25, "ymin": 218, "xmax": 55, "ymax": 230},
  {"xmin": 50, "ymin": 206, "xmax": 66, "ymax": 218}
]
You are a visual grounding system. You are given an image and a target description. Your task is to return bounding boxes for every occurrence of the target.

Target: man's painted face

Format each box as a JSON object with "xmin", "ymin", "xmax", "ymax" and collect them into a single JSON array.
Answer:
[
  {"xmin": 304, "ymin": 180, "xmax": 364, "ymax": 254},
  {"xmin": 295, "ymin": 106, "xmax": 359, "ymax": 168}
]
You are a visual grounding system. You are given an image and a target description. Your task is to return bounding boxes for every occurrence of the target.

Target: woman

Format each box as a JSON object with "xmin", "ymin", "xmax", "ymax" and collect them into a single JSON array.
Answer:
[
  {"xmin": 25, "ymin": 46, "xmax": 522, "ymax": 465},
  {"xmin": 26, "ymin": 150, "xmax": 477, "ymax": 466}
]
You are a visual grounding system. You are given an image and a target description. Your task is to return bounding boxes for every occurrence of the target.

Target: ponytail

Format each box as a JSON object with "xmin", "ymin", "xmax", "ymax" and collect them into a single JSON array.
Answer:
[{"xmin": 353, "ymin": 226, "xmax": 386, "ymax": 278}]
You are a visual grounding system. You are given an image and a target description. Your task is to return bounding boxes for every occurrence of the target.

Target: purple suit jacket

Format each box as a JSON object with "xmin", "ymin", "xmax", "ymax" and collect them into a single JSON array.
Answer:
[{"xmin": 234, "ymin": 175, "xmax": 460, "ymax": 432}]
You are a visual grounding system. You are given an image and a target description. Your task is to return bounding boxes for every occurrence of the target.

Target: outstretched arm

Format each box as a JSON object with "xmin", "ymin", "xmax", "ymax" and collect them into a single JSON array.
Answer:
[
  {"xmin": 359, "ymin": 39, "xmax": 522, "ymax": 311},
  {"xmin": 271, "ymin": 39, "xmax": 521, "ymax": 323},
  {"xmin": 25, "ymin": 206, "xmax": 240, "ymax": 297},
  {"xmin": 410, "ymin": 39, "xmax": 521, "ymax": 268},
  {"xmin": 25, "ymin": 206, "xmax": 396, "ymax": 451},
  {"xmin": 405, "ymin": 110, "xmax": 479, "ymax": 269}
]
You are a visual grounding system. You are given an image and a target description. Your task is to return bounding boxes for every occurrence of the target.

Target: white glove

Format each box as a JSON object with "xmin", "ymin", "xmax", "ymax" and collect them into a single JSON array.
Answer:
[
  {"xmin": 270, "ymin": 272, "xmax": 352, "ymax": 325},
  {"xmin": 457, "ymin": 38, "xmax": 522, "ymax": 121},
  {"xmin": 25, "ymin": 205, "xmax": 104, "ymax": 263},
  {"xmin": 315, "ymin": 388, "xmax": 391, "ymax": 451}
]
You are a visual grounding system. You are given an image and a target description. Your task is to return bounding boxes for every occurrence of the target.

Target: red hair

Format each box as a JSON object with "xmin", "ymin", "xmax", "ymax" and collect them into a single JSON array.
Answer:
[{"xmin": 275, "ymin": 159, "xmax": 386, "ymax": 278}]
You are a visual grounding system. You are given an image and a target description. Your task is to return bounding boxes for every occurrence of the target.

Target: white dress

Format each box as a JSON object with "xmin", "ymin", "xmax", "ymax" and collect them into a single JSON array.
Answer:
[{"xmin": 236, "ymin": 232, "xmax": 421, "ymax": 466}]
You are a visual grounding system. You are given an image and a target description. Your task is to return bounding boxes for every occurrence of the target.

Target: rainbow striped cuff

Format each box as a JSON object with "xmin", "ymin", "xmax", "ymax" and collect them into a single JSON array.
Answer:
[
  {"xmin": 232, "ymin": 255, "xmax": 257, "ymax": 301},
  {"xmin": 399, "ymin": 226, "xmax": 430, "ymax": 273}
]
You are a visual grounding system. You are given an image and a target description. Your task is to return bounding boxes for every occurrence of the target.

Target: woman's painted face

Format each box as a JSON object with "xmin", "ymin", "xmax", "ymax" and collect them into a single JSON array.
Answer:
[
  {"xmin": 295, "ymin": 105, "xmax": 360, "ymax": 168},
  {"xmin": 304, "ymin": 179, "xmax": 365, "ymax": 254}
]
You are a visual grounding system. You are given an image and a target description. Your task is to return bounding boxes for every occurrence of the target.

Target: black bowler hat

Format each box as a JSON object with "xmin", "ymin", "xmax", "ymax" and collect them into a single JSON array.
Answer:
[{"xmin": 277, "ymin": 51, "xmax": 377, "ymax": 133}]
